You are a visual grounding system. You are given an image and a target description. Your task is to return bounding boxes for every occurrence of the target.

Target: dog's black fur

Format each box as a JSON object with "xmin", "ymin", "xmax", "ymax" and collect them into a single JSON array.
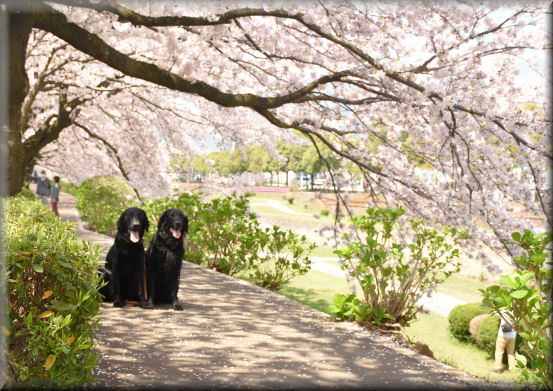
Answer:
[
  {"xmin": 142, "ymin": 208, "xmax": 188, "ymax": 310},
  {"xmin": 99, "ymin": 207, "xmax": 149, "ymax": 307}
]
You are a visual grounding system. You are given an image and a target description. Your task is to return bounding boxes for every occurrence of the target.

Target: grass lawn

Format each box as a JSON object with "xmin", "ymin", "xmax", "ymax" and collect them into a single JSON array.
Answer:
[
  {"xmin": 279, "ymin": 269, "xmax": 351, "ymax": 313},
  {"xmin": 435, "ymin": 274, "xmax": 492, "ymax": 303},
  {"xmin": 248, "ymin": 194, "xmax": 335, "ymax": 224},
  {"xmin": 309, "ymin": 245, "xmax": 337, "ymax": 258}
]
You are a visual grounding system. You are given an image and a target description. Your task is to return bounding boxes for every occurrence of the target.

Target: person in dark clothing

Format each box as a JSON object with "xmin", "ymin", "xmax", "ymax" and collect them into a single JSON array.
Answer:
[{"xmin": 36, "ymin": 170, "xmax": 51, "ymax": 205}]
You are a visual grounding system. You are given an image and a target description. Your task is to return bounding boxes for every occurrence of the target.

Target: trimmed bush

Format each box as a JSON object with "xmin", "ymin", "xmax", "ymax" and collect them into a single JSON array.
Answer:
[
  {"xmin": 3, "ymin": 195, "xmax": 102, "ymax": 387},
  {"xmin": 75, "ymin": 175, "xmax": 136, "ymax": 236},
  {"xmin": 448, "ymin": 303, "xmax": 491, "ymax": 343}
]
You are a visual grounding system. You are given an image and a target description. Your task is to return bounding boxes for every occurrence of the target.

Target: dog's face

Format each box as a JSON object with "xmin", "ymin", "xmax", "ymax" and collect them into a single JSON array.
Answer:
[
  {"xmin": 158, "ymin": 208, "xmax": 188, "ymax": 241},
  {"xmin": 117, "ymin": 207, "xmax": 149, "ymax": 243}
]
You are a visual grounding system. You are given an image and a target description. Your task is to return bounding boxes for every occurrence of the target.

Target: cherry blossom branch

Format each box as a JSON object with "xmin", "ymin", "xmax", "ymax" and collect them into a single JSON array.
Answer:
[{"xmin": 73, "ymin": 121, "xmax": 143, "ymax": 202}]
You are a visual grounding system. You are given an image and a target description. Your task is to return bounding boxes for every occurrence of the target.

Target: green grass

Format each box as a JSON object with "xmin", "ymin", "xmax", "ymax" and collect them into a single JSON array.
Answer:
[
  {"xmin": 248, "ymin": 199, "xmax": 334, "ymax": 223},
  {"xmin": 435, "ymin": 274, "xmax": 492, "ymax": 303},
  {"xmin": 279, "ymin": 270, "xmax": 351, "ymax": 312},
  {"xmin": 309, "ymin": 245, "xmax": 337, "ymax": 258}
]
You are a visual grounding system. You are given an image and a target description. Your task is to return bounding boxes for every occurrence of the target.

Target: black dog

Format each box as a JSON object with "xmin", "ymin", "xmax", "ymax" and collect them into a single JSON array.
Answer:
[
  {"xmin": 99, "ymin": 207, "xmax": 149, "ymax": 307},
  {"xmin": 142, "ymin": 208, "xmax": 188, "ymax": 310}
]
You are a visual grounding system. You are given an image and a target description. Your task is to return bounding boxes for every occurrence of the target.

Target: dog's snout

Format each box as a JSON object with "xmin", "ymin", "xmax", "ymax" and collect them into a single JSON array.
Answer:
[
  {"xmin": 129, "ymin": 218, "xmax": 141, "ymax": 232},
  {"xmin": 175, "ymin": 221, "xmax": 182, "ymax": 230}
]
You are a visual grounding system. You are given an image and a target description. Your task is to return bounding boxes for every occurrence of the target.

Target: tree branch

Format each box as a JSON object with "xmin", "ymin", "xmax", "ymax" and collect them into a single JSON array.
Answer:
[{"xmin": 73, "ymin": 121, "xmax": 143, "ymax": 203}]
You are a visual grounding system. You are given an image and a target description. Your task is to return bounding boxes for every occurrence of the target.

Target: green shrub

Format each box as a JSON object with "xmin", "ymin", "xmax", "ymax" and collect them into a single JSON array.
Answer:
[
  {"xmin": 3, "ymin": 195, "xmax": 102, "ymax": 388},
  {"xmin": 60, "ymin": 180, "xmax": 79, "ymax": 196},
  {"xmin": 448, "ymin": 303, "xmax": 491, "ymax": 343},
  {"xmin": 184, "ymin": 193, "xmax": 266, "ymax": 275},
  {"xmin": 332, "ymin": 206, "xmax": 468, "ymax": 327},
  {"xmin": 244, "ymin": 191, "xmax": 255, "ymax": 198},
  {"xmin": 75, "ymin": 176, "xmax": 136, "ymax": 236},
  {"xmin": 20, "ymin": 182, "xmax": 36, "ymax": 200},
  {"xmin": 320, "ymin": 209, "xmax": 330, "ymax": 217},
  {"xmin": 248, "ymin": 226, "xmax": 315, "ymax": 291},
  {"xmin": 287, "ymin": 197, "xmax": 294, "ymax": 205}
]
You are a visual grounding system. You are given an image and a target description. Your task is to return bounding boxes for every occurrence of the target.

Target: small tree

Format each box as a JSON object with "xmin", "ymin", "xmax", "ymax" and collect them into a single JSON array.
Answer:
[
  {"xmin": 329, "ymin": 206, "xmax": 468, "ymax": 327},
  {"xmin": 481, "ymin": 229, "xmax": 552, "ymax": 389}
]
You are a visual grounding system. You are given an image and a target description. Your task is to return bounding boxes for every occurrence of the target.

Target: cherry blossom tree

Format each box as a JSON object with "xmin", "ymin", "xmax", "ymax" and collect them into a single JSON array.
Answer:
[{"xmin": 3, "ymin": 0, "xmax": 550, "ymax": 258}]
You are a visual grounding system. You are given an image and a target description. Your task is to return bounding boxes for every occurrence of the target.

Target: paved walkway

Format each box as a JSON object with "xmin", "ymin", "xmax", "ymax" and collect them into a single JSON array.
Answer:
[{"xmin": 54, "ymin": 190, "xmax": 503, "ymax": 390}]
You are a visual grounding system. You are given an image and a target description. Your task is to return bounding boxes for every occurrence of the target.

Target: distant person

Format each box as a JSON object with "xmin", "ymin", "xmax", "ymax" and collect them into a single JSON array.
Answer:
[
  {"xmin": 51, "ymin": 176, "xmax": 61, "ymax": 217},
  {"xmin": 35, "ymin": 170, "xmax": 51, "ymax": 205},
  {"xmin": 32, "ymin": 169, "xmax": 38, "ymax": 183},
  {"xmin": 492, "ymin": 312, "xmax": 517, "ymax": 373}
]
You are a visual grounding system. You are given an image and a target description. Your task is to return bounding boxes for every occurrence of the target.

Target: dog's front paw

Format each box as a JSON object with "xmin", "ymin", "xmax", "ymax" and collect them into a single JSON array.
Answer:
[
  {"xmin": 140, "ymin": 301, "xmax": 154, "ymax": 309},
  {"xmin": 113, "ymin": 300, "xmax": 124, "ymax": 308},
  {"xmin": 173, "ymin": 302, "xmax": 183, "ymax": 311}
]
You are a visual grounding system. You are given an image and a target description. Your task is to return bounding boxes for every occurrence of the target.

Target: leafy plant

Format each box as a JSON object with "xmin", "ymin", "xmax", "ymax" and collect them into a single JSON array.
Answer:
[
  {"xmin": 481, "ymin": 229, "xmax": 552, "ymax": 389},
  {"xmin": 332, "ymin": 206, "xmax": 468, "ymax": 328},
  {"xmin": 248, "ymin": 226, "xmax": 314, "ymax": 291},
  {"xmin": 327, "ymin": 293, "xmax": 395, "ymax": 325},
  {"xmin": 75, "ymin": 177, "xmax": 135, "ymax": 236},
  {"xmin": 184, "ymin": 193, "xmax": 265, "ymax": 275},
  {"xmin": 3, "ymin": 195, "xmax": 103, "ymax": 387}
]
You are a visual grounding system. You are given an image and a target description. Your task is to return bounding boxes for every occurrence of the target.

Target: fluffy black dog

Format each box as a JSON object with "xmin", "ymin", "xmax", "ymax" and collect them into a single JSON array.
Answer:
[
  {"xmin": 142, "ymin": 208, "xmax": 188, "ymax": 310},
  {"xmin": 99, "ymin": 207, "xmax": 149, "ymax": 307}
]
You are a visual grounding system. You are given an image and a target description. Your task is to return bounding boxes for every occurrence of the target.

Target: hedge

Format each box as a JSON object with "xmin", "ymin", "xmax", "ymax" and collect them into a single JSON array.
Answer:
[
  {"xmin": 3, "ymin": 195, "xmax": 102, "ymax": 387},
  {"xmin": 448, "ymin": 303, "xmax": 491, "ymax": 343}
]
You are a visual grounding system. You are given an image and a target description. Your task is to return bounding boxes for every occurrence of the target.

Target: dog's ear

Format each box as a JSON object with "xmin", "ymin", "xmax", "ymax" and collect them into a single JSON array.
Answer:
[
  {"xmin": 183, "ymin": 215, "xmax": 189, "ymax": 234},
  {"xmin": 116, "ymin": 209, "xmax": 128, "ymax": 234},
  {"xmin": 157, "ymin": 210, "xmax": 168, "ymax": 230},
  {"xmin": 140, "ymin": 209, "xmax": 150, "ymax": 232}
]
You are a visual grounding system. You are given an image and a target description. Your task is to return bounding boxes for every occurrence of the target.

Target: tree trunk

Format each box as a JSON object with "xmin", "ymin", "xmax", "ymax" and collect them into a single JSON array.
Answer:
[
  {"xmin": 285, "ymin": 171, "xmax": 289, "ymax": 187},
  {"xmin": 7, "ymin": 12, "xmax": 34, "ymax": 196}
]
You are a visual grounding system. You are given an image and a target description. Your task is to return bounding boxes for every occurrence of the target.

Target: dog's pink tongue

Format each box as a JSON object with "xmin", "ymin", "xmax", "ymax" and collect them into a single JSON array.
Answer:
[
  {"xmin": 130, "ymin": 231, "xmax": 140, "ymax": 243},
  {"xmin": 171, "ymin": 228, "xmax": 182, "ymax": 239}
]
